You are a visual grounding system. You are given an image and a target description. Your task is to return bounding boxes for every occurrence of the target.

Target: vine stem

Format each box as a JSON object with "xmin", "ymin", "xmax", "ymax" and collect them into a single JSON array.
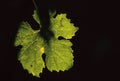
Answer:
[
  {"xmin": 32, "ymin": 0, "xmax": 41, "ymax": 27},
  {"xmin": 32, "ymin": 0, "xmax": 38, "ymax": 10}
]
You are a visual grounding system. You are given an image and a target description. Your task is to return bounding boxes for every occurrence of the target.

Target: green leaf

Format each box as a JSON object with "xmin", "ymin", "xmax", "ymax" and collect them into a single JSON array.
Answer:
[
  {"xmin": 32, "ymin": 10, "xmax": 40, "ymax": 25},
  {"xmin": 45, "ymin": 38, "xmax": 73, "ymax": 72},
  {"xmin": 15, "ymin": 22, "xmax": 45, "ymax": 77},
  {"xmin": 14, "ymin": 10, "xmax": 79, "ymax": 77},
  {"xmin": 50, "ymin": 14, "xmax": 79, "ymax": 39}
]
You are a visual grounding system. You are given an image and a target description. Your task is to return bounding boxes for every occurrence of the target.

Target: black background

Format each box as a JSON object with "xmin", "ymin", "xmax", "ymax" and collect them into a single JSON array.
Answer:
[{"xmin": 0, "ymin": 0, "xmax": 119, "ymax": 81}]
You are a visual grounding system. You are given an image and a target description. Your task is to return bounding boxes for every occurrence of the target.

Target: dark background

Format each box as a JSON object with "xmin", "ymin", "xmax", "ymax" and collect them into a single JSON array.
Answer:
[{"xmin": 0, "ymin": 0, "xmax": 119, "ymax": 81}]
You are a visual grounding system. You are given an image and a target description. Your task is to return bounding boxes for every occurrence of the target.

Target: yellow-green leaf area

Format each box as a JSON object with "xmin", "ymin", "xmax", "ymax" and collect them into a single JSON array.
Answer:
[
  {"xmin": 45, "ymin": 38, "xmax": 73, "ymax": 72},
  {"xmin": 32, "ymin": 10, "xmax": 40, "ymax": 25},
  {"xmin": 50, "ymin": 14, "xmax": 79, "ymax": 39},
  {"xmin": 14, "ymin": 22, "xmax": 45, "ymax": 77},
  {"xmin": 14, "ymin": 10, "xmax": 79, "ymax": 78}
]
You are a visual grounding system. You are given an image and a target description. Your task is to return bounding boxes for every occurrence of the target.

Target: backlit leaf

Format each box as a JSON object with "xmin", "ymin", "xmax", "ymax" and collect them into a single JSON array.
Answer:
[{"xmin": 14, "ymin": 10, "xmax": 78, "ymax": 77}]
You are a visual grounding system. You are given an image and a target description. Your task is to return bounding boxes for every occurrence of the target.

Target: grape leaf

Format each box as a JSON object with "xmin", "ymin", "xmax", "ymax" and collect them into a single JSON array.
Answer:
[
  {"xmin": 14, "ymin": 10, "xmax": 78, "ymax": 77},
  {"xmin": 50, "ymin": 14, "xmax": 78, "ymax": 39},
  {"xmin": 15, "ymin": 21, "xmax": 45, "ymax": 77},
  {"xmin": 45, "ymin": 38, "xmax": 74, "ymax": 72},
  {"xmin": 45, "ymin": 14, "xmax": 78, "ymax": 71}
]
